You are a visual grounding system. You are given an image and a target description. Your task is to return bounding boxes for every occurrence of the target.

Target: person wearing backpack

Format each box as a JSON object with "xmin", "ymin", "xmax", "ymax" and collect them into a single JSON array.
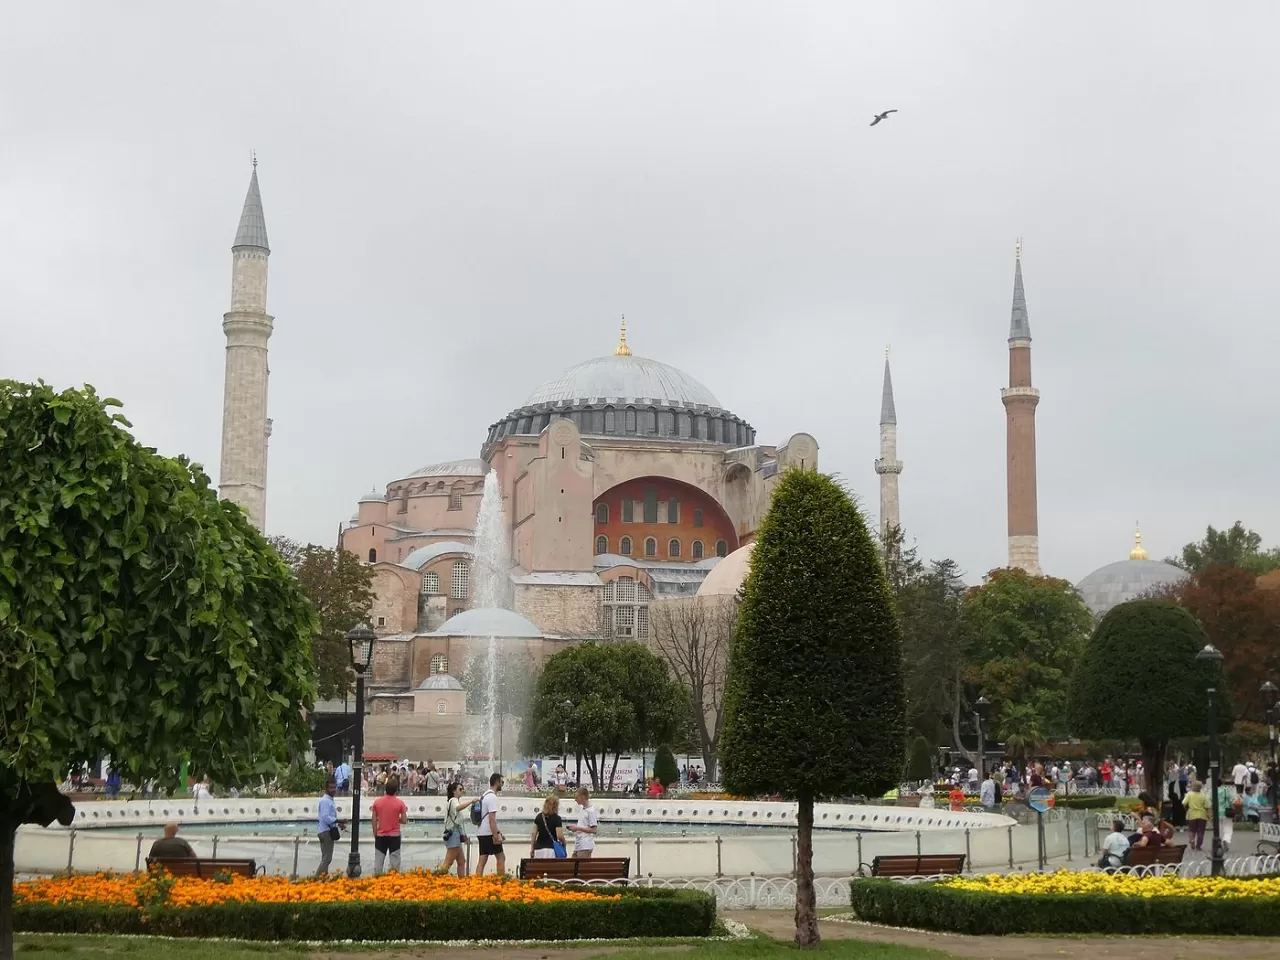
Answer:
[{"xmin": 474, "ymin": 772, "xmax": 506, "ymax": 875}]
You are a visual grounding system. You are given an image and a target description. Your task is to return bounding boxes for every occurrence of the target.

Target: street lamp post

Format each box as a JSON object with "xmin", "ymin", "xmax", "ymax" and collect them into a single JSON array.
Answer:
[
  {"xmin": 1262, "ymin": 680, "xmax": 1279, "ymax": 822},
  {"xmin": 1196, "ymin": 644, "xmax": 1225, "ymax": 877},
  {"xmin": 973, "ymin": 696, "xmax": 991, "ymax": 782},
  {"xmin": 345, "ymin": 626, "xmax": 376, "ymax": 878},
  {"xmin": 560, "ymin": 699, "xmax": 573, "ymax": 787}
]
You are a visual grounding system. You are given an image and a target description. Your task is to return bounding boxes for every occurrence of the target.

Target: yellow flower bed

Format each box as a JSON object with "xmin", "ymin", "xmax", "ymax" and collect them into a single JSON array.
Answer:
[
  {"xmin": 15, "ymin": 870, "xmax": 615, "ymax": 908},
  {"xmin": 947, "ymin": 870, "xmax": 1280, "ymax": 899}
]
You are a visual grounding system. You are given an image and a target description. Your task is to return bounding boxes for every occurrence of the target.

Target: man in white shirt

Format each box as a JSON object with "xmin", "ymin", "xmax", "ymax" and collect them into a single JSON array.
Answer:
[
  {"xmin": 474, "ymin": 773, "xmax": 505, "ymax": 876},
  {"xmin": 967, "ymin": 767, "xmax": 978, "ymax": 791},
  {"xmin": 570, "ymin": 787, "xmax": 598, "ymax": 859},
  {"xmin": 1232, "ymin": 759, "xmax": 1250, "ymax": 795},
  {"xmin": 1098, "ymin": 819, "xmax": 1130, "ymax": 869},
  {"xmin": 979, "ymin": 774, "xmax": 997, "ymax": 810}
]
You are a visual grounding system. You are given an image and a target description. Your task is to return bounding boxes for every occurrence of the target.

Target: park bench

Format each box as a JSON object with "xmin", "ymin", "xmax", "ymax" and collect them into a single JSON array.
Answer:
[
  {"xmin": 866, "ymin": 854, "xmax": 966, "ymax": 877},
  {"xmin": 518, "ymin": 857, "xmax": 631, "ymax": 882},
  {"xmin": 146, "ymin": 857, "xmax": 262, "ymax": 877},
  {"xmin": 1258, "ymin": 821, "xmax": 1280, "ymax": 855},
  {"xmin": 1122, "ymin": 843, "xmax": 1185, "ymax": 867}
]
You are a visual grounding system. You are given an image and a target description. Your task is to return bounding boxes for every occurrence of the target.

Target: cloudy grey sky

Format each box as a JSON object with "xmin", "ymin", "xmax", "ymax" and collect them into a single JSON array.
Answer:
[{"xmin": 4, "ymin": 2, "xmax": 1278, "ymax": 583}]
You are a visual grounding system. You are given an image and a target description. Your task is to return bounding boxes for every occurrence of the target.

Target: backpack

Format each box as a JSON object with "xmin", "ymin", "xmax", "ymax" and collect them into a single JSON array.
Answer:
[
  {"xmin": 1250, "ymin": 769, "xmax": 1260, "ymax": 786},
  {"xmin": 471, "ymin": 791, "xmax": 490, "ymax": 826}
]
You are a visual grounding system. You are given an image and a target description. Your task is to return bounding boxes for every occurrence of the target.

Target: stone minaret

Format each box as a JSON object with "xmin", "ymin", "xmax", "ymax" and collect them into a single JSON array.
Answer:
[
  {"xmin": 218, "ymin": 160, "xmax": 273, "ymax": 529},
  {"xmin": 1001, "ymin": 240, "xmax": 1041, "ymax": 574},
  {"xmin": 873, "ymin": 348, "xmax": 902, "ymax": 541}
]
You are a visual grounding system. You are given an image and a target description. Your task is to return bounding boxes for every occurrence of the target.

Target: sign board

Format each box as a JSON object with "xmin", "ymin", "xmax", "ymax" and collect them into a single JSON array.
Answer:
[{"xmin": 1028, "ymin": 786, "xmax": 1055, "ymax": 813}]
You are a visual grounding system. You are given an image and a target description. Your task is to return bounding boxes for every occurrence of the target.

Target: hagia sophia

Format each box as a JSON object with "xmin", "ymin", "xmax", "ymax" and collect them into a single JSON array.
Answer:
[{"xmin": 214, "ymin": 166, "xmax": 1188, "ymax": 756}]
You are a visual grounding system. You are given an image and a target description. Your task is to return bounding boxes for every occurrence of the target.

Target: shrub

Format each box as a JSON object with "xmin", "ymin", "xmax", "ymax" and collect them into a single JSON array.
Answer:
[
  {"xmin": 905, "ymin": 737, "xmax": 934, "ymax": 782},
  {"xmin": 13, "ymin": 887, "xmax": 716, "ymax": 942},
  {"xmin": 1054, "ymin": 795, "xmax": 1118, "ymax": 810},
  {"xmin": 653, "ymin": 745, "xmax": 679, "ymax": 788},
  {"xmin": 849, "ymin": 879, "xmax": 1280, "ymax": 936},
  {"xmin": 276, "ymin": 763, "xmax": 327, "ymax": 797}
]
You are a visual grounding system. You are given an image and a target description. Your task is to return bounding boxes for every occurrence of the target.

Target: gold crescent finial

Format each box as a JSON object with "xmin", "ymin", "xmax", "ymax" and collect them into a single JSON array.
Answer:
[
  {"xmin": 1015, "ymin": 237, "xmax": 1023, "ymax": 261},
  {"xmin": 1129, "ymin": 523, "xmax": 1148, "ymax": 561},
  {"xmin": 615, "ymin": 314, "xmax": 632, "ymax": 356}
]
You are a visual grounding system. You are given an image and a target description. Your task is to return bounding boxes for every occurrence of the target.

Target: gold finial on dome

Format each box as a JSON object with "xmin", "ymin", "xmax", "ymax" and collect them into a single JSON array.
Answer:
[
  {"xmin": 1129, "ymin": 523, "xmax": 1148, "ymax": 561},
  {"xmin": 614, "ymin": 314, "xmax": 632, "ymax": 356}
]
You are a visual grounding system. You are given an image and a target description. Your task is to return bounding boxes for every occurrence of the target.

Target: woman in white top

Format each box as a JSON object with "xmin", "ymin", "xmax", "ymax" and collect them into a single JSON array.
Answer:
[{"xmin": 440, "ymin": 780, "xmax": 477, "ymax": 877}]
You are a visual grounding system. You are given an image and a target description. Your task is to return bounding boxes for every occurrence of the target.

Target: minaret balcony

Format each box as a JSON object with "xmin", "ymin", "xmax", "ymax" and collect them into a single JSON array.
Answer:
[
  {"xmin": 1000, "ymin": 386, "xmax": 1040, "ymax": 402},
  {"xmin": 874, "ymin": 458, "xmax": 902, "ymax": 475}
]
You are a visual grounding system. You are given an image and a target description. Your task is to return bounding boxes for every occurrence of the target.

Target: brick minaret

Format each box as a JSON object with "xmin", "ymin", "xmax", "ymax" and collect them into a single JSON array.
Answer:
[
  {"xmin": 1001, "ymin": 240, "xmax": 1041, "ymax": 574},
  {"xmin": 873, "ymin": 348, "xmax": 902, "ymax": 541},
  {"xmin": 218, "ymin": 160, "xmax": 273, "ymax": 529}
]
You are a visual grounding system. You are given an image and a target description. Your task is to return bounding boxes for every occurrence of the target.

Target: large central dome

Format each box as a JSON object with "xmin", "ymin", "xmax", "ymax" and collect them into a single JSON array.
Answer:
[{"xmin": 525, "ymin": 354, "xmax": 721, "ymax": 408}]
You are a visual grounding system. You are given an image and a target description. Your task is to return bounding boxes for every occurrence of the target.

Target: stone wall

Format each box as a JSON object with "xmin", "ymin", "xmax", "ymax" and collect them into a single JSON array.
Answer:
[{"xmin": 514, "ymin": 583, "xmax": 601, "ymax": 636}]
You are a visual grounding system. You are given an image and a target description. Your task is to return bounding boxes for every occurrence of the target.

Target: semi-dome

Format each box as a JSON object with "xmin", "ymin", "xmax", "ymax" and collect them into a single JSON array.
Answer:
[
  {"xmin": 402, "ymin": 541, "xmax": 473, "ymax": 570},
  {"xmin": 1076, "ymin": 529, "xmax": 1188, "ymax": 617},
  {"xmin": 696, "ymin": 542, "xmax": 754, "ymax": 598},
  {"xmin": 430, "ymin": 607, "xmax": 543, "ymax": 638},
  {"xmin": 418, "ymin": 673, "xmax": 464, "ymax": 691},
  {"xmin": 525, "ymin": 355, "xmax": 721, "ymax": 408}
]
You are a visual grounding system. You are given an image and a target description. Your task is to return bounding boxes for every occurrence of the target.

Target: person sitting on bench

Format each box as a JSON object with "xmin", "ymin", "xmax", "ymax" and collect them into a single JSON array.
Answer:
[
  {"xmin": 148, "ymin": 823, "xmax": 196, "ymax": 860},
  {"xmin": 1129, "ymin": 817, "xmax": 1166, "ymax": 850}
]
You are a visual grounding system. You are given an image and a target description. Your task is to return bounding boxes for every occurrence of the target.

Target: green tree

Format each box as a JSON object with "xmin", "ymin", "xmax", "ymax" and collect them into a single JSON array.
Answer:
[
  {"xmin": 905, "ymin": 736, "xmax": 934, "ymax": 783},
  {"xmin": 523, "ymin": 644, "xmax": 688, "ymax": 790},
  {"xmin": 1171, "ymin": 522, "xmax": 1280, "ymax": 575},
  {"xmin": 270, "ymin": 537, "xmax": 374, "ymax": 701},
  {"xmin": 653, "ymin": 745, "xmax": 679, "ymax": 788},
  {"xmin": 995, "ymin": 702, "xmax": 1045, "ymax": 765},
  {"xmin": 959, "ymin": 568, "xmax": 1093, "ymax": 744},
  {"xmin": 0, "ymin": 382, "xmax": 317, "ymax": 960},
  {"xmin": 1068, "ymin": 599, "xmax": 1232, "ymax": 798},
  {"xmin": 720, "ymin": 470, "xmax": 905, "ymax": 948}
]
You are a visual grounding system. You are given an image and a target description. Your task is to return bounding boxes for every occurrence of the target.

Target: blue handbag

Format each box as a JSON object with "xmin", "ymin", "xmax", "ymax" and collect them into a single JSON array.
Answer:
[{"xmin": 553, "ymin": 839, "xmax": 567, "ymax": 859}]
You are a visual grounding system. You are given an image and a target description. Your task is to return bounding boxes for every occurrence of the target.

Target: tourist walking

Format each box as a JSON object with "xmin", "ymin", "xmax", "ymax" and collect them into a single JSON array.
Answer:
[
  {"xmin": 371, "ymin": 776, "xmax": 408, "ymax": 874},
  {"xmin": 529, "ymin": 794, "xmax": 566, "ymax": 859},
  {"xmin": 475, "ymin": 773, "xmax": 506, "ymax": 875},
  {"xmin": 316, "ymin": 776, "xmax": 345, "ymax": 875},
  {"xmin": 441, "ymin": 781, "xmax": 476, "ymax": 877},
  {"xmin": 1183, "ymin": 780, "xmax": 1209, "ymax": 851},
  {"xmin": 569, "ymin": 787, "xmax": 598, "ymax": 858}
]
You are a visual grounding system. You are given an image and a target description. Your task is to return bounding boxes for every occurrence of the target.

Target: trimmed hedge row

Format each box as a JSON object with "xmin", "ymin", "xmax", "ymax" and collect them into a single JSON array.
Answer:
[
  {"xmin": 1054, "ymin": 795, "xmax": 1119, "ymax": 810},
  {"xmin": 14, "ymin": 887, "xmax": 717, "ymax": 942},
  {"xmin": 849, "ymin": 879, "xmax": 1280, "ymax": 936}
]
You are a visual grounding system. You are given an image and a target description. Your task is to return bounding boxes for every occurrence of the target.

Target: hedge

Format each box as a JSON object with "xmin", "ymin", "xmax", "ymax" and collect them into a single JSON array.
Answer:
[
  {"xmin": 849, "ymin": 879, "xmax": 1280, "ymax": 936},
  {"xmin": 1055, "ymin": 795, "xmax": 1119, "ymax": 810},
  {"xmin": 13, "ymin": 887, "xmax": 716, "ymax": 942}
]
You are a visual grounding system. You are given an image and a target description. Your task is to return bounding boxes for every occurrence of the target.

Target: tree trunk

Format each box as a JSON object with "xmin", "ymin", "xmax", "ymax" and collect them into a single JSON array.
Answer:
[
  {"xmin": 793, "ymin": 795, "xmax": 819, "ymax": 947},
  {"xmin": 1141, "ymin": 738, "xmax": 1167, "ymax": 803},
  {"xmin": 1, "ymin": 820, "xmax": 16, "ymax": 960}
]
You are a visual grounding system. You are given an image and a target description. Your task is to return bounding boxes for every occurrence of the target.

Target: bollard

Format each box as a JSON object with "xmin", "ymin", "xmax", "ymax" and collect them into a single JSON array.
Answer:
[
  {"xmin": 635, "ymin": 837, "xmax": 642, "ymax": 877},
  {"xmin": 965, "ymin": 828, "xmax": 972, "ymax": 872},
  {"xmin": 716, "ymin": 835, "xmax": 723, "ymax": 878},
  {"xmin": 135, "ymin": 834, "xmax": 143, "ymax": 872},
  {"xmin": 791, "ymin": 832, "xmax": 798, "ymax": 877},
  {"xmin": 292, "ymin": 836, "xmax": 301, "ymax": 879},
  {"xmin": 1007, "ymin": 825, "xmax": 1014, "ymax": 869},
  {"xmin": 67, "ymin": 827, "xmax": 76, "ymax": 874},
  {"xmin": 1066, "ymin": 815, "xmax": 1072, "ymax": 861},
  {"xmin": 855, "ymin": 833, "xmax": 863, "ymax": 875},
  {"xmin": 212, "ymin": 835, "xmax": 219, "ymax": 859},
  {"xmin": 915, "ymin": 830, "xmax": 922, "ymax": 856}
]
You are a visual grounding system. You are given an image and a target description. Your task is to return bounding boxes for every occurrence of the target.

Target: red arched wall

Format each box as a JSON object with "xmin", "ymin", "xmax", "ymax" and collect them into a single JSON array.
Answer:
[{"xmin": 592, "ymin": 477, "xmax": 737, "ymax": 562}]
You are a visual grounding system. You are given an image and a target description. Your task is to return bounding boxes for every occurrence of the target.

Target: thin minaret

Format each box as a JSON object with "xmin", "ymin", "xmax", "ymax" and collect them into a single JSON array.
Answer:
[
  {"xmin": 1001, "ymin": 239, "xmax": 1041, "ymax": 574},
  {"xmin": 218, "ymin": 158, "xmax": 273, "ymax": 529},
  {"xmin": 874, "ymin": 347, "xmax": 902, "ymax": 541}
]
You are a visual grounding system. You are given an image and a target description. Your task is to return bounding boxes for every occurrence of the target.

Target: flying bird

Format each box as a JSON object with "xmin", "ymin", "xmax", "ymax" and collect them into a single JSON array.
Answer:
[{"xmin": 870, "ymin": 109, "xmax": 898, "ymax": 127}]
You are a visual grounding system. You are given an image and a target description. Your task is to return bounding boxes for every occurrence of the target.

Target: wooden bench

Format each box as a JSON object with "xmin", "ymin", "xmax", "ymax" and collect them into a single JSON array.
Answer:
[
  {"xmin": 518, "ymin": 857, "xmax": 630, "ymax": 882},
  {"xmin": 1122, "ymin": 843, "xmax": 1185, "ymax": 867},
  {"xmin": 1258, "ymin": 821, "xmax": 1280, "ymax": 855},
  {"xmin": 146, "ymin": 857, "xmax": 261, "ymax": 877},
  {"xmin": 867, "ymin": 854, "xmax": 966, "ymax": 877}
]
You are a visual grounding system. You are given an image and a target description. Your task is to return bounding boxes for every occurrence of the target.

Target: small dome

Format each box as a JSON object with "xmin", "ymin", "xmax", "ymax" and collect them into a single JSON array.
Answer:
[
  {"xmin": 402, "ymin": 541, "xmax": 473, "ymax": 570},
  {"xmin": 696, "ymin": 542, "xmax": 754, "ymax": 598},
  {"xmin": 1076, "ymin": 559, "xmax": 1188, "ymax": 617},
  {"xmin": 418, "ymin": 673, "xmax": 464, "ymax": 691},
  {"xmin": 430, "ymin": 607, "xmax": 543, "ymax": 638},
  {"xmin": 526, "ymin": 355, "xmax": 721, "ymax": 409},
  {"xmin": 357, "ymin": 488, "xmax": 385, "ymax": 503}
]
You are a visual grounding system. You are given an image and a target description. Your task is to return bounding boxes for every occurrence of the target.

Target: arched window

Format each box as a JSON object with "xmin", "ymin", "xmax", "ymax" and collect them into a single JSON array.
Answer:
[
  {"xmin": 450, "ymin": 560, "xmax": 469, "ymax": 599},
  {"xmin": 595, "ymin": 535, "xmax": 608, "ymax": 555},
  {"xmin": 625, "ymin": 407, "xmax": 637, "ymax": 433},
  {"xmin": 596, "ymin": 503, "xmax": 609, "ymax": 524},
  {"xmin": 716, "ymin": 540, "xmax": 729, "ymax": 558},
  {"xmin": 619, "ymin": 536, "xmax": 632, "ymax": 556},
  {"xmin": 448, "ymin": 483, "xmax": 464, "ymax": 511},
  {"xmin": 692, "ymin": 540, "xmax": 704, "ymax": 559},
  {"xmin": 422, "ymin": 571, "xmax": 440, "ymax": 595},
  {"xmin": 616, "ymin": 576, "xmax": 637, "ymax": 601},
  {"xmin": 604, "ymin": 407, "xmax": 616, "ymax": 433},
  {"xmin": 644, "ymin": 537, "xmax": 657, "ymax": 557},
  {"xmin": 646, "ymin": 407, "xmax": 658, "ymax": 434},
  {"xmin": 368, "ymin": 548, "xmax": 377, "ymax": 563},
  {"xmin": 430, "ymin": 653, "xmax": 448, "ymax": 675},
  {"xmin": 693, "ymin": 508, "xmax": 704, "ymax": 528},
  {"xmin": 437, "ymin": 699, "xmax": 447, "ymax": 715},
  {"xmin": 667, "ymin": 499, "xmax": 679, "ymax": 523},
  {"xmin": 668, "ymin": 538, "xmax": 681, "ymax": 558},
  {"xmin": 679, "ymin": 413, "xmax": 692, "ymax": 438}
]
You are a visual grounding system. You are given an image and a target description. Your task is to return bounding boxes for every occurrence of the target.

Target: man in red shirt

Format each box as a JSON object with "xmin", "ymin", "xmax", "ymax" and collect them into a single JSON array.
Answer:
[{"xmin": 370, "ymin": 776, "xmax": 409, "ymax": 874}]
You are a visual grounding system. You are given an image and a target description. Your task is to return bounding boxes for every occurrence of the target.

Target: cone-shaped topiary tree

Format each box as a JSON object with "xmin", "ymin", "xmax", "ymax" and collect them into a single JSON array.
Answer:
[
  {"xmin": 653, "ymin": 745, "xmax": 679, "ymax": 789},
  {"xmin": 1068, "ymin": 599, "xmax": 1233, "ymax": 799},
  {"xmin": 905, "ymin": 736, "xmax": 935, "ymax": 783},
  {"xmin": 720, "ymin": 469, "xmax": 906, "ymax": 947}
]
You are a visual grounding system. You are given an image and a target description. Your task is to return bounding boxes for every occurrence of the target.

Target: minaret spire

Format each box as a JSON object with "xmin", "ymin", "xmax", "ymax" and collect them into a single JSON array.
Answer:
[
  {"xmin": 874, "ymin": 347, "xmax": 903, "ymax": 541},
  {"xmin": 614, "ymin": 314, "xmax": 632, "ymax": 356},
  {"xmin": 1001, "ymin": 240, "xmax": 1041, "ymax": 574},
  {"xmin": 218, "ymin": 160, "xmax": 275, "ymax": 529}
]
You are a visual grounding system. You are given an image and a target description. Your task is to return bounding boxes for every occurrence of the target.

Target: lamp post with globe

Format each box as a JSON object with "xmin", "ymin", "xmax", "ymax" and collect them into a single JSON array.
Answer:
[
  {"xmin": 345, "ymin": 625, "xmax": 376, "ymax": 878},
  {"xmin": 1196, "ymin": 644, "xmax": 1225, "ymax": 877},
  {"xmin": 1262, "ymin": 680, "xmax": 1279, "ymax": 822},
  {"xmin": 973, "ymin": 696, "xmax": 991, "ymax": 782}
]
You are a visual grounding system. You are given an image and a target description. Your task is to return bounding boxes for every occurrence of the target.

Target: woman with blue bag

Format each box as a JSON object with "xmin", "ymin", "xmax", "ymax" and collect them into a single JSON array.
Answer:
[{"xmin": 529, "ymin": 794, "xmax": 567, "ymax": 859}]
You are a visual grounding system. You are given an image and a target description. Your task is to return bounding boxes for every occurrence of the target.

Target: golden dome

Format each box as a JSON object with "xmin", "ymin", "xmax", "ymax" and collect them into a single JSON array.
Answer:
[
  {"xmin": 614, "ymin": 314, "xmax": 632, "ymax": 356},
  {"xmin": 1129, "ymin": 524, "xmax": 1148, "ymax": 561}
]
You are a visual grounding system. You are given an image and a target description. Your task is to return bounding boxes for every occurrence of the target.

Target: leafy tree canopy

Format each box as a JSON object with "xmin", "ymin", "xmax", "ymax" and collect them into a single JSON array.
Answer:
[
  {"xmin": 720, "ymin": 469, "xmax": 906, "ymax": 801},
  {"xmin": 905, "ymin": 736, "xmax": 934, "ymax": 782},
  {"xmin": 653, "ymin": 744, "xmax": 679, "ymax": 788},
  {"xmin": 269, "ymin": 537, "xmax": 373, "ymax": 701},
  {"xmin": 1171, "ymin": 522, "xmax": 1280, "ymax": 575},
  {"xmin": 959, "ymin": 568, "xmax": 1093, "ymax": 741}
]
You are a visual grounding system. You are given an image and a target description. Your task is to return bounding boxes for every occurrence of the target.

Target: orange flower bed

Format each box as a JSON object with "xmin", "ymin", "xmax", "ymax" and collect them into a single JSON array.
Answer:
[{"xmin": 15, "ymin": 871, "xmax": 614, "ymax": 909}]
